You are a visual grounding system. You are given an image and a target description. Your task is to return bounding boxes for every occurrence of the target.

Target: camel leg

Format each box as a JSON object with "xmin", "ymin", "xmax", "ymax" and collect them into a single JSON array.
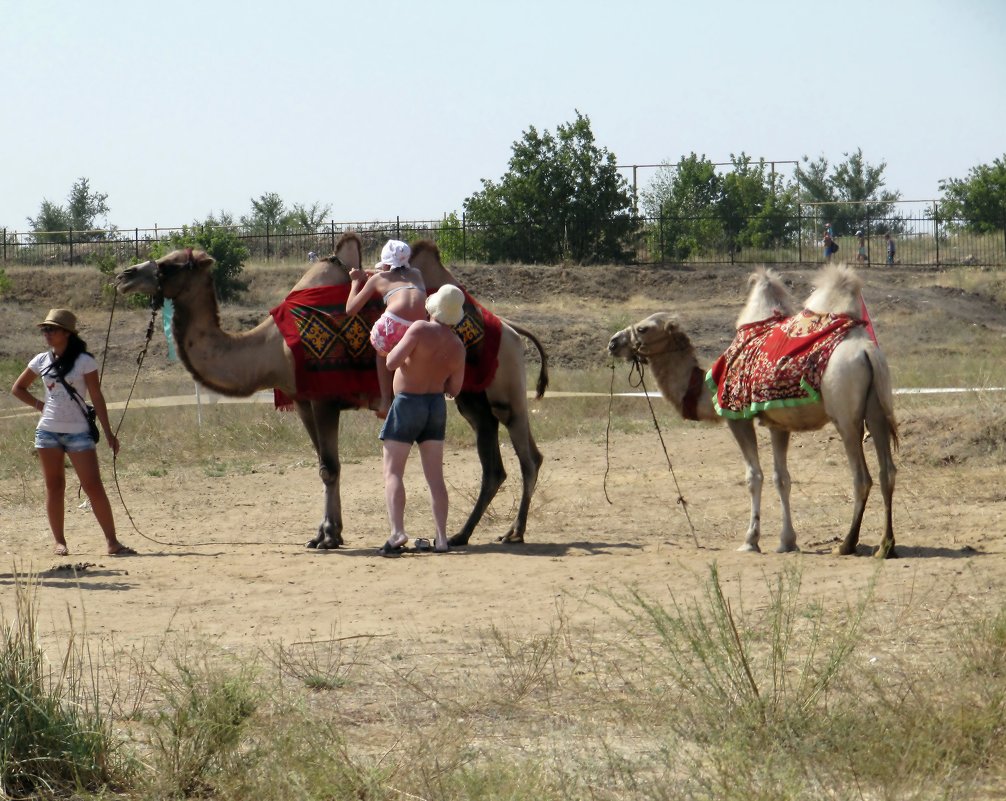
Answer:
[
  {"xmin": 296, "ymin": 400, "xmax": 345, "ymax": 550},
  {"xmin": 726, "ymin": 419, "xmax": 764, "ymax": 553},
  {"xmin": 450, "ymin": 392, "xmax": 506, "ymax": 546},
  {"xmin": 833, "ymin": 420, "xmax": 872, "ymax": 557},
  {"xmin": 866, "ymin": 397, "xmax": 898, "ymax": 559},
  {"xmin": 769, "ymin": 428, "xmax": 799, "ymax": 552},
  {"xmin": 496, "ymin": 404, "xmax": 543, "ymax": 544}
]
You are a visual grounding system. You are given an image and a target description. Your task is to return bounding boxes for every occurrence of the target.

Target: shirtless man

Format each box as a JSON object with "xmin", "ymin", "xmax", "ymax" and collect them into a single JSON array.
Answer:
[{"xmin": 377, "ymin": 284, "xmax": 467, "ymax": 555}]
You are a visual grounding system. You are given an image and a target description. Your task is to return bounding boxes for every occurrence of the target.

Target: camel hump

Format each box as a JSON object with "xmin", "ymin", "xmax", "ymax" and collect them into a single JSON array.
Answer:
[{"xmin": 803, "ymin": 264, "xmax": 864, "ymax": 318}]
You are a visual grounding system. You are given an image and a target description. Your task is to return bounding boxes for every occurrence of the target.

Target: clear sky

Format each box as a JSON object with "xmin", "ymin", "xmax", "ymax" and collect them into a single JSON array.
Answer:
[{"xmin": 2, "ymin": 0, "xmax": 1003, "ymax": 232}]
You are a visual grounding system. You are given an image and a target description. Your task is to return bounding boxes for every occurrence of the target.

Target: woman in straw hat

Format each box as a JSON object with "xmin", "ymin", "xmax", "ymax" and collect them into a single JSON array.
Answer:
[{"xmin": 10, "ymin": 309, "xmax": 136, "ymax": 556}]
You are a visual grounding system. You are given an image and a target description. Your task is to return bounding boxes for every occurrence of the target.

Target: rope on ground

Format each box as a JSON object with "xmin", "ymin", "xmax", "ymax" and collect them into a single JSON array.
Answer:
[{"xmin": 605, "ymin": 360, "xmax": 701, "ymax": 548}]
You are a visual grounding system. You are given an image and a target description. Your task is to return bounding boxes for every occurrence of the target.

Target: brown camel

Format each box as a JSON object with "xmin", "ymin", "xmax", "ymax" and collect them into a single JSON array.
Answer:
[
  {"xmin": 607, "ymin": 265, "xmax": 898, "ymax": 557},
  {"xmin": 115, "ymin": 233, "xmax": 548, "ymax": 548}
]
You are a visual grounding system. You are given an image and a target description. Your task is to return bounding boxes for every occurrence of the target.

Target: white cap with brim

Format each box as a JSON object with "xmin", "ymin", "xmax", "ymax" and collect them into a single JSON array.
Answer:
[
  {"xmin": 425, "ymin": 285, "xmax": 465, "ymax": 326},
  {"xmin": 377, "ymin": 239, "xmax": 411, "ymax": 270}
]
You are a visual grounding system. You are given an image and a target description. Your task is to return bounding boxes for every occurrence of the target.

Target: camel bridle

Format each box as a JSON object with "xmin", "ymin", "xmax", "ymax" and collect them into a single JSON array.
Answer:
[{"xmin": 148, "ymin": 247, "xmax": 198, "ymax": 310}]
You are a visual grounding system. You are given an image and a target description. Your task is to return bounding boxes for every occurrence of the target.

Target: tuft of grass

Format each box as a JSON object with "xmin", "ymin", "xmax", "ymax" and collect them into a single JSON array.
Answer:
[
  {"xmin": 0, "ymin": 567, "xmax": 127, "ymax": 797},
  {"xmin": 142, "ymin": 642, "xmax": 260, "ymax": 799}
]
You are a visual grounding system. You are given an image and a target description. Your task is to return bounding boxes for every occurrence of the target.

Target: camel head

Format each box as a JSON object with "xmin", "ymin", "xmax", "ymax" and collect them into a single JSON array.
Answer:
[
  {"xmin": 607, "ymin": 312, "xmax": 693, "ymax": 364},
  {"xmin": 116, "ymin": 249, "xmax": 215, "ymax": 303}
]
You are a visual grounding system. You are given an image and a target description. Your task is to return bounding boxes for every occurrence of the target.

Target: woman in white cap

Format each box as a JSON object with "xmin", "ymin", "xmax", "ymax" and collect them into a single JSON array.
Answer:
[
  {"xmin": 377, "ymin": 285, "xmax": 467, "ymax": 556},
  {"xmin": 346, "ymin": 239, "xmax": 428, "ymax": 418},
  {"xmin": 10, "ymin": 309, "xmax": 136, "ymax": 556}
]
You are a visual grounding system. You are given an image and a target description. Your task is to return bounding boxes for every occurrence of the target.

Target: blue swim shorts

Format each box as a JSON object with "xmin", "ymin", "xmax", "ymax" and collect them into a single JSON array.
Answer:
[
  {"xmin": 34, "ymin": 429, "xmax": 96, "ymax": 452},
  {"xmin": 379, "ymin": 392, "xmax": 447, "ymax": 444}
]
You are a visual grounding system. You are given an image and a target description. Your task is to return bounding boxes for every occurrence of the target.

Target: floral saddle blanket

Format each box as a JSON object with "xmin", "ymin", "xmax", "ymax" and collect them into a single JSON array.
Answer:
[
  {"xmin": 270, "ymin": 284, "xmax": 503, "ymax": 409},
  {"xmin": 706, "ymin": 310, "xmax": 866, "ymax": 419}
]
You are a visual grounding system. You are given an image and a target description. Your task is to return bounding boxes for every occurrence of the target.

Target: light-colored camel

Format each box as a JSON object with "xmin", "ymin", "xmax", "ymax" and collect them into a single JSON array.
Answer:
[
  {"xmin": 607, "ymin": 265, "xmax": 898, "ymax": 557},
  {"xmin": 115, "ymin": 233, "xmax": 548, "ymax": 548}
]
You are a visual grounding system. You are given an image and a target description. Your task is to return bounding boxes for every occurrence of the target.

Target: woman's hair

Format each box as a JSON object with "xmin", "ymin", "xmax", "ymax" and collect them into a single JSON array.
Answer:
[{"xmin": 50, "ymin": 333, "xmax": 92, "ymax": 377}]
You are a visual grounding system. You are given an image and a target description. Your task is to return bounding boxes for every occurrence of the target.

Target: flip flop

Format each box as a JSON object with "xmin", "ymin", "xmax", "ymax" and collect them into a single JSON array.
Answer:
[
  {"xmin": 53, "ymin": 544, "xmax": 69, "ymax": 556},
  {"xmin": 109, "ymin": 545, "xmax": 138, "ymax": 556},
  {"xmin": 378, "ymin": 541, "xmax": 405, "ymax": 558},
  {"xmin": 413, "ymin": 538, "xmax": 433, "ymax": 552}
]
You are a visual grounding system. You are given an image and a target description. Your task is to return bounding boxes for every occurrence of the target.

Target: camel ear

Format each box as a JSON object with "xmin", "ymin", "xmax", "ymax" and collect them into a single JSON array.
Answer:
[{"xmin": 193, "ymin": 250, "xmax": 215, "ymax": 268}]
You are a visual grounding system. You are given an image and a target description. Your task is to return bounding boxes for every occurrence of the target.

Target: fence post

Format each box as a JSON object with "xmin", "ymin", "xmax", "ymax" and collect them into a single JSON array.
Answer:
[
  {"xmin": 69, "ymin": 229, "xmax": 74, "ymax": 266},
  {"xmin": 266, "ymin": 222, "xmax": 271, "ymax": 261},
  {"xmin": 797, "ymin": 206, "xmax": 802, "ymax": 263},
  {"xmin": 134, "ymin": 228, "xmax": 139, "ymax": 259},
  {"xmin": 396, "ymin": 216, "xmax": 400, "ymax": 239},
  {"xmin": 2, "ymin": 227, "xmax": 5, "ymax": 262},
  {"xmin": 933, "ymin": 201, "xmax": 940, "ymax": 267},
  {"xmin": 659, "ymin": 203, "xmax": 664, "ymax": 265},
  {"xmin": 330, "ymin": 220, "xmax": 336, "ymax": 253},
  {"xmin": 462, "ymin": 212, "xmax": 467, "ymax": 263}
]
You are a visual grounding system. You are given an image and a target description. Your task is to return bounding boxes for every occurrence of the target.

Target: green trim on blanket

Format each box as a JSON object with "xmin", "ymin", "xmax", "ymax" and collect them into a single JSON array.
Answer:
[{"xmin": 704, "ymin": 370, "xmax": 822, "ymax": 420}]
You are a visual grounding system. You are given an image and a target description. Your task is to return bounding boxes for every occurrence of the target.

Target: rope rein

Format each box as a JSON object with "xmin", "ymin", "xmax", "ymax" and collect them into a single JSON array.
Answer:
[{"xmin": 605, "ymin": 356, "xmax": 701, "ymax": 548}]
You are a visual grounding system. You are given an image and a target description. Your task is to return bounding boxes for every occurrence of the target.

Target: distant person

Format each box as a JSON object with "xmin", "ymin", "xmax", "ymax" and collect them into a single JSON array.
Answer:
[
  {"xmin": 377, "ymin": 285, "xmax": 467, "ymax": 556},
  {"xmin": 823, "ymin": 223, "xmax": 838, "ymax": 263},
  {"xmin": 10, "ymin": 309, "xmax": 136, "ymax": 557},
  {"xmin": 885, "ymin": 233, "xmax": 896, "ymax": 265},
  {"xmin": 346, "ymin": 240, "xmax": 428, "ymax": 418},
  {"xmin": 856, "ymin": 230, "xmax": 867, "ymax": 264},
  {"xmin": 307, "ymin": 250, "xmax": 318, "ymax": 263}
]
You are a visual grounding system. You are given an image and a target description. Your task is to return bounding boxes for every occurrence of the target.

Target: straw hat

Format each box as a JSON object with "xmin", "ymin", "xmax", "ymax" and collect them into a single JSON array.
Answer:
[
  {"xmin": 425, "ymin": 285, "xmax": 465, "ymax": 326},
  {"xmin": 38, "ymin": 309, "xmax": 78, "ymax": 334},
  {"xmin": 376, "ymin": 239, "xmax": 411, "ymax": 270}
]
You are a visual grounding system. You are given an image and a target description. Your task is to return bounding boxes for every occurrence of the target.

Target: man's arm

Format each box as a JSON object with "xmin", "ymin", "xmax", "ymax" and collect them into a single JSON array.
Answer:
[
  {"xmin": 385, "ymin": 323, "xmax": 421, "ymax": 372},
  {"xmin": 445, "ymin": 339, "xmax": 466, "ymax": 398}
]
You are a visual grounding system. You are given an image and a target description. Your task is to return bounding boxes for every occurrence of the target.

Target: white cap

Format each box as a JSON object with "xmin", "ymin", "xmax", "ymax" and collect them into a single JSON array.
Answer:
[{"xmin": 377, "ymin": 239, "xmax": 411, "ymax": 270}]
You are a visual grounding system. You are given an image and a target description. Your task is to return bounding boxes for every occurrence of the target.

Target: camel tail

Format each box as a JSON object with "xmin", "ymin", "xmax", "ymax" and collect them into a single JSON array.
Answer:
[
  {"xmin": 865, "ymin": 345, "xmax": 899, "ymax": 451},
  {"xmin": 804, "ymin": 264, "xmax": 864, "ymax": 318},
  {"xmin": 504, "ymin": 320, "xmax": 549, "ymax": 399}
]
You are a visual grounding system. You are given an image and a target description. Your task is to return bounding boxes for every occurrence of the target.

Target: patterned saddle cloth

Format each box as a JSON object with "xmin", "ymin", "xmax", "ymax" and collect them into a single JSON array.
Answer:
[
  {"xmin": 706, "ymin": 310, "xmax": 865, "ymax": 419},
  {"xmin": 270, "ymin": 285, "xmax": 502, "ymax": 409}
]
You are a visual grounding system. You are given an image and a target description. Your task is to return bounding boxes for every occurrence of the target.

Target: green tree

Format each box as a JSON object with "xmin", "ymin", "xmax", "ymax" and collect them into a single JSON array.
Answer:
[
  {"xmin": 938, "ymin": 155, "xmax": 1006, "ymax": 233},
  {"xmin": 240, "ymin": 192, "xmax": 293, "ymax": 232},
  {"xmin": 641, "ymin": 153, "xmax": 725, "ymax": 259},
  {"xmin": 463, "ymin": 111, "xmax": 635, "ymax": 263},
  {"xmin": 796, "ymin": 149, "xmax": 900, "ymax": 234},
  {"xmin": 27, "ymin": 177, "xmax": 113, "ymax": 243},
  {"xmin": 290, "ymin": 201, "xmax": 332, "ymax": 232}
]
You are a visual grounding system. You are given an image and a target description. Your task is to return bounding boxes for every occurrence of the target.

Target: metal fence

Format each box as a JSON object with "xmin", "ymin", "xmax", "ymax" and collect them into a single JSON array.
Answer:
[{"xmin": 2, "ymin": 211, "xmax": 1004, "ymax": 268}]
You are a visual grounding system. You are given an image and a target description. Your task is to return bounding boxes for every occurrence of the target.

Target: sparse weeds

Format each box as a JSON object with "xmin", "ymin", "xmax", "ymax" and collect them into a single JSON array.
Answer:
[{"xmin": 0, "ymin": 568, "xmax": 127, "ymax": 797}]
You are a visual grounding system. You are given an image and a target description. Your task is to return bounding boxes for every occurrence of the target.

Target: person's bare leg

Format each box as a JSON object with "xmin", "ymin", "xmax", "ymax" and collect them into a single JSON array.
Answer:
[
  {"xmin": 38, "ymin": 448, "xmax": 68, "ymax": 554},
  {"xmin": 382, "ymin": 440, "xmax": 412, "ymax": 549},
  {"xmin": 68, "ymin": 450, "xmax": 129, "ymax": 554},
  {"xmin": 418, "ymin": 439, "xmax": 449, "ymax": 552},
  {"xmin": 376, "ymin": 354, "xmax": 393, "ymax": 419}
]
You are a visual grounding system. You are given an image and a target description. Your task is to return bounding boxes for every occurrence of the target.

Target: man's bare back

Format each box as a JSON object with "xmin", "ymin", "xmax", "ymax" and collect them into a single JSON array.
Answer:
[{"xmin": 385, "ymin": 320, "xmax": 466, "ymax": 396}]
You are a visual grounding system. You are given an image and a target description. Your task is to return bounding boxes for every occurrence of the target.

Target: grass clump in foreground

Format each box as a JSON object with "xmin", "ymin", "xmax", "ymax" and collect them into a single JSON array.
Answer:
[
  {"xmin": 7, "ymin": 566, "xmax": 1006, "ymax": 799},
  {"xmin": 0, "ymin": 568, "xmax": 128, "ymax": 798}
]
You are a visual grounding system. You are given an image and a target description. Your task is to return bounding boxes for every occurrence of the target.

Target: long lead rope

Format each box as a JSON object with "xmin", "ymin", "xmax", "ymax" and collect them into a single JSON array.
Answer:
[{"xmin": 605, "ymin": 359, "xmax": 701, "ymax": 548}]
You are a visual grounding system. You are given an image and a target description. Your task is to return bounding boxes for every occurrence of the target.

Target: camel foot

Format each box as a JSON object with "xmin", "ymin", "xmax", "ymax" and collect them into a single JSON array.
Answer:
[
  {"xmin": 874, "ymin": 542, "xmax": 898, "ymax": 559},
  {"xmin": 448, "ymin": 532, "xmax": 471, "ymax": 548},
  {"xmin": 496, "ymin": 532, "xmax": 525, "ymax": 544},
  {"xmin": 775, "ymin": 543, "xmax": 800, "ymax": 554},
  {"xmin": 737, "ymin": 542, "xmax": 761, "ymax": 553},
  {"xmin": 833, "ymin": 542, "xmax": 858, "ymax": 556}
]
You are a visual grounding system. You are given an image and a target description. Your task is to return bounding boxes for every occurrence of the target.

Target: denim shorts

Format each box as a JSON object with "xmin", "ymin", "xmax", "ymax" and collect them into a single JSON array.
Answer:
[
  {"xmin": 34, "ymin": 429, "xmax": 96, "ymax": 452},
  {"xmin": 379, "ymin": 392, "xmax": 447, "ymax": 444}
]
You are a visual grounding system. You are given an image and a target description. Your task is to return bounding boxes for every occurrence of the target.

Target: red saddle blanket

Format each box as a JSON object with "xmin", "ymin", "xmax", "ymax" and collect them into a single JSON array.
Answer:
[
  {"xmin": 270, "ymin": 285, "xmax": 502, "ymax": 409},
  {"xmin": 706, "ymin": 310, "xmax": 865, "ymax": 419}
]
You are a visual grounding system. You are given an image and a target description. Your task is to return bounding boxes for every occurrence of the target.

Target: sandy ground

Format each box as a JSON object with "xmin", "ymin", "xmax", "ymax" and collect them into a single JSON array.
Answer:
[{"xmin": 2, "ymin": 412, "xmax": 1003, "ymax": 661}]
